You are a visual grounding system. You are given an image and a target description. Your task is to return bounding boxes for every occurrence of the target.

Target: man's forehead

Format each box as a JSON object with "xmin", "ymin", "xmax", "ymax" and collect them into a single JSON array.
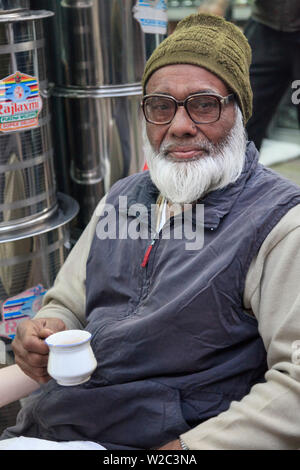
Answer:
[
  {"xmin": 148, "ymin": 88, "xmax": 219, "ymax": 96},
  {"xmin": 146, "ymin": 64, "xmax": 229, "ymax": 96}
]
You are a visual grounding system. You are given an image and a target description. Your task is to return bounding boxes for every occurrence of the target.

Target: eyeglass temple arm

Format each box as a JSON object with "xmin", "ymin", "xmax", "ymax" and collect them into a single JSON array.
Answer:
[{"xmin": 222, "ymin": 94, "xmax": 235, "ymax": 105}]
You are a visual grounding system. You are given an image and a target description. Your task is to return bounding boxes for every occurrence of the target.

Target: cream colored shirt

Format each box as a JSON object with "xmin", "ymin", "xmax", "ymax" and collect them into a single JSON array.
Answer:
[{"xmin": 35, "ymin": 197, "xmax": 300, "ymax": 449}]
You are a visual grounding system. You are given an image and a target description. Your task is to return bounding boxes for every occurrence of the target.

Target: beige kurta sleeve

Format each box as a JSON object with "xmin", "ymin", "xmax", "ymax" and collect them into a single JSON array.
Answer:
[
  {"xmin": 181, "ymin": 203, "xmax": 300, "ymax": 449},
  {"xmin": 33, "ymin": 196, "xmax": 107, "ymax": 330}
]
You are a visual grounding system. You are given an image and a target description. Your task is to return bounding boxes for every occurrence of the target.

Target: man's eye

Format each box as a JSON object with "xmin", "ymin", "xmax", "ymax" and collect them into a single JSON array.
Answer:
[
  {"xmin": 152, "ymin": 103, "xmax": 171, "ymax": 111},
  {"xmin": 192, "ymin": 100, "xmax": 215, "ymax": 110}
]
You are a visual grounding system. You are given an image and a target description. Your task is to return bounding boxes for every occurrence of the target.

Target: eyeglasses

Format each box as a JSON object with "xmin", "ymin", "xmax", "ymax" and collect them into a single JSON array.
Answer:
[{"xmin": 141, "ymin": 92, "xmax": 235, "ymax": 125}]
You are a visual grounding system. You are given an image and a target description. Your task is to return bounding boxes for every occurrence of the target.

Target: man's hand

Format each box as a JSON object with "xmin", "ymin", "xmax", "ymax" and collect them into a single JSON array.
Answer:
[
  {"xmin": 157, "ymin": 439, "xmax": 183, "ymax": 450},
  {"xmin": 12, "ymin": 318, "xmax": 66, "ymax": 384}
]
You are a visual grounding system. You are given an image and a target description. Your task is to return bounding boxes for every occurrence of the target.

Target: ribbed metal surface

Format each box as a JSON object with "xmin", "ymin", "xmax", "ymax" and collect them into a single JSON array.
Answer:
[
  {"xmin": 0, "ymin": 228, "xmax": 66, "ymax": 301},
  {"xmin": 0, "ymin": 193, "xmax": 79, "ymax": 302},
  {"xmin": 0, "ymin": 120, "xmax": 57, "ymax": 228},
  {"xmin": 0, "ymin": 10, "xmax": 57, "ymax": 227}
]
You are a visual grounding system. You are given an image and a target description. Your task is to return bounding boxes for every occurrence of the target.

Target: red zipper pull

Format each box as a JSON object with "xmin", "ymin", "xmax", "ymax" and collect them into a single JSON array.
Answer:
[{"xmin": 141, "ymin": 239, "xmax": 156, "ymax": 268}]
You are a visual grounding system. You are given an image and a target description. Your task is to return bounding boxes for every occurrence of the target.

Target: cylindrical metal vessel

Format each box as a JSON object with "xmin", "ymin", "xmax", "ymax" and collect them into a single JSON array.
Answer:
[
  {"xmin": 0, "ymin": 192, "xmax": 79, "ymax": 302},
  {"xmin": 54, "ymin": 84, "xmax": 143, "ymax": 183},
  {"xmin": 0, "ymin": 10, "xmax": 57, "ymax": 228},
  {"xmin": 55, "ymin": 0, "xmax": 146, "ymax": 87},
  {"xmin": 0, "ymin": 0, "xmax": 30, "ymax": 11},
  {"xmin": 52, "ymin": 84, "xmax": 144, "ymax": 227}
]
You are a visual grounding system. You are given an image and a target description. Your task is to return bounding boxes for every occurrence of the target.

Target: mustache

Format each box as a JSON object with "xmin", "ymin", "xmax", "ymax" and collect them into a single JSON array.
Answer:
[{"xmin": 159, "ymin": 139, "xmax": 215, "ymax": 155}]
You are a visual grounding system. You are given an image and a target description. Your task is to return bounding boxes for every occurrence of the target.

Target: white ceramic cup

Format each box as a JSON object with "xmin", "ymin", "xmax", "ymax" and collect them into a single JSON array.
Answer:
[{"xmin": 45, "ymin": 329, "xmax": 97, "ymax": 386}]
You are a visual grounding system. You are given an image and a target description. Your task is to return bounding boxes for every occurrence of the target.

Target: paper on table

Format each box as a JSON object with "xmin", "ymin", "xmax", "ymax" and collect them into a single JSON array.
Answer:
[{"xmin": 0, "ymin": 436, "xmax": 106, "ymax": 450}]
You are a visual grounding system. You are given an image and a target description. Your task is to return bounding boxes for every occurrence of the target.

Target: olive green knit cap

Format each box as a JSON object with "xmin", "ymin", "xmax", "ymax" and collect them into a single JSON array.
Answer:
[{"xmin": 142, "ymin": 13, "xmax": 253, "ymax": 123}]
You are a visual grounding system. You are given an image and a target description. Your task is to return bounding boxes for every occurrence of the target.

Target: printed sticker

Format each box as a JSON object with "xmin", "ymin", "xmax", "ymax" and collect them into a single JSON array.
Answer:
[
  {"xmin": 0, "ymin": 284, "xmax": 47, "ymax": 341},
  {"xmin": 133, "ymin": 0, "xmax": 168, "ymax": 35},
  {"xmin": 0, "ymin": 71, "xmax": 43, "ymax": 133}
]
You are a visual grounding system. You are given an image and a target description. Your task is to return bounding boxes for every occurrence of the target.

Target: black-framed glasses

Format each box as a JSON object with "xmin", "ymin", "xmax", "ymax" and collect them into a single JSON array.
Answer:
[{"xmin": 141, "ymin": 92, "xmax": 235, "ymax": 125}]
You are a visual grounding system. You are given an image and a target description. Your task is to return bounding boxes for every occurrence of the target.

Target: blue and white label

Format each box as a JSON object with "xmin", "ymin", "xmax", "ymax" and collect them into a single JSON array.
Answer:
[{"xmin": 133, "ymin": 0, "xmax": 168, "ymax": 34}]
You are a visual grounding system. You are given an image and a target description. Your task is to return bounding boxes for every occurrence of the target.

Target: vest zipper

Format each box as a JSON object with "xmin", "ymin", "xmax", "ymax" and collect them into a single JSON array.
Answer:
[
  {"xmin": 141, "ymin": 211, "xmax": 176, "ymax": 268},
  {"xmin": 135, "ymin": 217, "xmax": 175, "ymax": 314},
  {"xmin": 140, "ymin": 194, "xmax": 167, "ymax": 268},
  {"xmin": 141, "ymin": 236, "xmax": 157, "ymax": 268}
]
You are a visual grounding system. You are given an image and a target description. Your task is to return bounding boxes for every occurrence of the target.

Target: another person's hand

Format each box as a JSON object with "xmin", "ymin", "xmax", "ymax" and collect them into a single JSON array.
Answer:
[{"xmin": 12, "ymin": 318, "xmax": 66, "ymax": 384}]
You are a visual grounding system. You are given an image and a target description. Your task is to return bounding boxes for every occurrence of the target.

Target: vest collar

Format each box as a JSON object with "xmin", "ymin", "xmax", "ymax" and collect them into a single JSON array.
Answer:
[{"xmin": 125, "ymin": 141, "xmax": 259, "ymax": 230}]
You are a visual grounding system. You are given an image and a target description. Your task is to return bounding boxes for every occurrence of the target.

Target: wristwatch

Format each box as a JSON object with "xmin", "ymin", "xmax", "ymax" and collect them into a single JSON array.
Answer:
[{"xmin": 179, "ymin": 437, "xmax": 189, "ymax": 450}]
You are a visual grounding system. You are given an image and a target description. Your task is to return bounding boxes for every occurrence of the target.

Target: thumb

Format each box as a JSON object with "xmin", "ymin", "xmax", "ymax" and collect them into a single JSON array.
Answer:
[
  {"xmin": 39, "ymin": 328, "xmax": 55, "ymax": 340},
  {"xmin": 37, "ymin": 318, "xmax": 66, "ymax": 339}
]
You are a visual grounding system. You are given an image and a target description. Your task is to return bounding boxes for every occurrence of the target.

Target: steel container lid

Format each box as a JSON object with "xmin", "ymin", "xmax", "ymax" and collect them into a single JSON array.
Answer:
[
  {"xmin": 0, "ymin": 9, "xmax": 54, "ymax": 23},
  {"xmin": 0, "ymin": 193, "xmax": 79, "ymax": 243},
  {"xmin": 0, "ymin": 0, "xmax": 30, "ymax": 12}
]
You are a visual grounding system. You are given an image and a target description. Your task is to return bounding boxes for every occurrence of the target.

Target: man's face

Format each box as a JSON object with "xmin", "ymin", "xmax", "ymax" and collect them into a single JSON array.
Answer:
[
  {"xmin": 143, "ymin": 64, "xmax": 246, "ymax": 205},
  {"xmin": 145, "ymin": 64, "xmax": 236, "ymax": 157}
]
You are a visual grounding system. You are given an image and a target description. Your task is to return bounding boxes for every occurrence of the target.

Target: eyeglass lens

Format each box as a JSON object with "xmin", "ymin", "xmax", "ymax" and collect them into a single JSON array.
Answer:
[{"xmin": 144, "ymin": 95, "xmax": 220, "ymax": 124}]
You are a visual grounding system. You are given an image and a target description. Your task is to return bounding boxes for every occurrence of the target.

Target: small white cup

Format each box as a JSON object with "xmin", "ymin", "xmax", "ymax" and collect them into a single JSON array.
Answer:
[{"xmin": 45, "ymin": 330, "xmax": 97, "ymax": 386}]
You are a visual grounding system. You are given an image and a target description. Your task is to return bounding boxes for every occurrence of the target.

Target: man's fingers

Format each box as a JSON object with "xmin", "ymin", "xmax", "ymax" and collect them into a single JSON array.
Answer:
[
  {"xmin": 15, "ymin": 332, "xmax": 49, "ymax": 356},
  {"xmin": 38, "ymin": 328, "xmax": 55, "ymax": 339},
  {"xmin": 23, "ymin": 350, "xmax": 49, "ymax": 368},
  {"xmin": 42, "ymin": 318, "xmax": 66, "ymax": 334},
  {"xmin": 11, "ymin": 317, "xmax": 67, "ymax": 382}
]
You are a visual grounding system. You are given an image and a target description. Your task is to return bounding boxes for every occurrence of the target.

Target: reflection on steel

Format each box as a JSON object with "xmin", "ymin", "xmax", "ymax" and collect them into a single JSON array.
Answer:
[
  {"xmin": 0, "ymin": 0, "xmax": 30, "ymax": 11},
  {"xmin": 0, "ymin": 9, "xmax": 57, "ymax": 227},
  {"xmin": 55, "ymin": 0, "xmax": 146, "ymax": 87},
  {"xmin": 51, "ymin": 84, "xmax": 143, "ymax": 227},
  {"xmin": 72, "ymin": 178, "xmax": 104, "ymax": 228},
  {"xmin": 0, "ymin": 9, "xmax": 53, "ymax": 22},
  {"xmin": 0, "ymin": 192, "xmax": 79, "ymax": 302},
  {"xmin": 53, "ymin": 85, "xmax": 143, "ymax": 185}
]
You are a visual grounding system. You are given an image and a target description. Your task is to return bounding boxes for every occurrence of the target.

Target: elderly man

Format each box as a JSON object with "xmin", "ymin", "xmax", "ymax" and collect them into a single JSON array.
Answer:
[{"xmin": 2, "ymin": 13, "xmax": 300, "ymax": 450}]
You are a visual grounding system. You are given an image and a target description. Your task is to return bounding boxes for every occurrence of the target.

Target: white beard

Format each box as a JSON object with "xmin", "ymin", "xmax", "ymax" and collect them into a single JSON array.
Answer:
[{"xmin": 143, "ymin": 106, "xmax": 247, "ymax": 204}]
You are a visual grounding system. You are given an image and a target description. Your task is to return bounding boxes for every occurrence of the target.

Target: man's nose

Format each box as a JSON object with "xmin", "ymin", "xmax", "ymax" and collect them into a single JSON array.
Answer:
[{"xmin": 168, "ymin": 105, "xmax": 198, "ymax": 137}]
